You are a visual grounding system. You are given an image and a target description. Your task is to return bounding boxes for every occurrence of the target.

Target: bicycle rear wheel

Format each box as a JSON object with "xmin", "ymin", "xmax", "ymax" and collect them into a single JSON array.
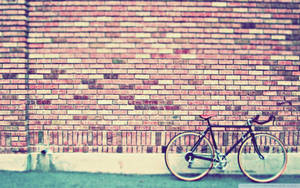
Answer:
[
  {"xmin": 238, "ymin": 133, "xmax": 287, "ymax": 183},
  {"xmin": 165, "ymin": 132, "xmax": 214, "ymax": 181}
]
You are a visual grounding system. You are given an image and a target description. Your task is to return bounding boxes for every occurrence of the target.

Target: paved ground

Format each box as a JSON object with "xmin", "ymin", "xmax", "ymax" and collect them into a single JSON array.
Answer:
[{"xmin": 0, "ymin": 171, "xmax": 299, "ymax": 188}]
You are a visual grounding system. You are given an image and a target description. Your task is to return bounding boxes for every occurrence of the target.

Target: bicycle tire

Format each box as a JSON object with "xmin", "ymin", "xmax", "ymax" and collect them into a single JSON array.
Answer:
[
  {"xmin": 165, "ymin": 132, "xmax": 214, "ymax": 181},
  {"xmin": 238, "ymin": 133, "xmax": 287, "ymax": 183}
]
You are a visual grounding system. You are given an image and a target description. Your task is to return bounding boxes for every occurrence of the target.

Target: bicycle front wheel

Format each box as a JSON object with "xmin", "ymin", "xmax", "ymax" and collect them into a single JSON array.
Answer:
[
  {"xmin": 238, "ymin": 133, "xmax": 287, "ymax": 183},
  {"xmin": 165, "ymin": 132, "xmax": 214, "ymax": 181}
]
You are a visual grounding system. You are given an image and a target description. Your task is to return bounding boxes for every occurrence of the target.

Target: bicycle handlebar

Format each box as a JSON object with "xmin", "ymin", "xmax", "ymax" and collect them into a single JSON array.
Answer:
[{"xmin": 251, "ymin": 115, "xmax": 275, "ymax": 125}]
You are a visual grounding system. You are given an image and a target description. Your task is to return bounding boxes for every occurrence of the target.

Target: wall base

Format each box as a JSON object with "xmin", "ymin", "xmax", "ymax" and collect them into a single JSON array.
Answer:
[{"xmin": 0, "ymin": 153, "xmax": 299, "ymax": 175}]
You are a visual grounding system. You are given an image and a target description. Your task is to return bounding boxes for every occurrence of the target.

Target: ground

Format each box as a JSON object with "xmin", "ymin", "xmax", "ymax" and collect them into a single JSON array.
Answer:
[{"xmin": 0, "ymin": 171, "xmax": 300, "ymax": 188}]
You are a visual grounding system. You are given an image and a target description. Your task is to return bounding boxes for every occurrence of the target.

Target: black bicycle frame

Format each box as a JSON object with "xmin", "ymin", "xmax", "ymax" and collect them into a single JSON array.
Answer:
[{"xmin": 190, "ymin": 120, "xmax": 262, "ymax": 162}]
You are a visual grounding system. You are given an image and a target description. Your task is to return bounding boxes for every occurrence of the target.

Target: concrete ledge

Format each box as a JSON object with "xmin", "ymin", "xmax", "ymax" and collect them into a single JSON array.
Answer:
[
  {"xmin": 0, "ymin": 154, "xmax": 28, "ymax": 171},
  {"xmin": 0, "ymin": 153, "xmax": 299, "ymax": 175}
]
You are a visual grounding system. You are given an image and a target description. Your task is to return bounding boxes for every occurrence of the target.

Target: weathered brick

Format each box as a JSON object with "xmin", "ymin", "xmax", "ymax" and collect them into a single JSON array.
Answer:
[
  {"xmin": 88, "ymin": 84, "xmax": 104, "ymax": 89},
  {"xmin": 81, "ymin": 79, "xmax": 96, "ymax": 85},
  {"xmin": 36, "ymin": 99, "xmax": 51, "ymax": 105},
  {"xmin": 2, "ymin": 73, "xmax": 18, "ymax": 79},
  {"xmin": 119, "ymin": 84, "xmax": 135, "ymax": 90},
  {"xmin": 43, "ymin": 74, "xmax": 58, "ymax": 79},
  {"xmin": 74, "ymin": 95, "xmax": 89, "ymax": 100},
  {"xmin": 104, "ymin": 73, "xmax": 118, "ymax": 79},
  {"xmin": 143, "ymin": 80, "xmax": 158, "ymax": 85},
  {"xmin": 284, "ymin": 76, "xmax": 299, "ymax": 81},
  {"xmin": 241, "ymin": 22, "xmax": 256, "ymax": 29}
]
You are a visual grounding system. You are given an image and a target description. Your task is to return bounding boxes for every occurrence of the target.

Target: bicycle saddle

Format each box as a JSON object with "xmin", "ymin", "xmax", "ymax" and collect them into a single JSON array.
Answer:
[{"xmin": 199, "ymin": 114, "xmax": 215, "ymax": 120}]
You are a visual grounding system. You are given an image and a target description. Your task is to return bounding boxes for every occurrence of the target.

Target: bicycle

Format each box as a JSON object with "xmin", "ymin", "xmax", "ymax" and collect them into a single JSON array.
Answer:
[{"xmin": 164, "ymin": 114, "xmax": 287, "ymax": 183}]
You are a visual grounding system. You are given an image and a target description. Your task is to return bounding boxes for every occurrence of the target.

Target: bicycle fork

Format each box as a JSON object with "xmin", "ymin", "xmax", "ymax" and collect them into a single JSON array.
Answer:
[
  {"xmin": 247, "ymin": 120, "xmax": 265, "ymax": 160},
  {"xmin": 251, "ymin": 133, "xmax": 265, "ymax": 160}
]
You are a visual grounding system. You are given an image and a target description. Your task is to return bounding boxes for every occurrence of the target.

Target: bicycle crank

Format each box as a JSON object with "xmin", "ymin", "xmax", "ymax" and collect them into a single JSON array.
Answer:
[
  {"xmin": 214, "ymin": 152, "xmax": 228, "ymax": 170},
  {"xmin": 184, "ymin": 152, "xmax": 194, "ymax": 168}
]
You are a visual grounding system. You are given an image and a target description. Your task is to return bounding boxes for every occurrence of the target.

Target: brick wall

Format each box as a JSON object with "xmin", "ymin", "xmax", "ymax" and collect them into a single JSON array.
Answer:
[{"xmin": 1, "ymin": 0, "xmax": 300, "ymax": 153}]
